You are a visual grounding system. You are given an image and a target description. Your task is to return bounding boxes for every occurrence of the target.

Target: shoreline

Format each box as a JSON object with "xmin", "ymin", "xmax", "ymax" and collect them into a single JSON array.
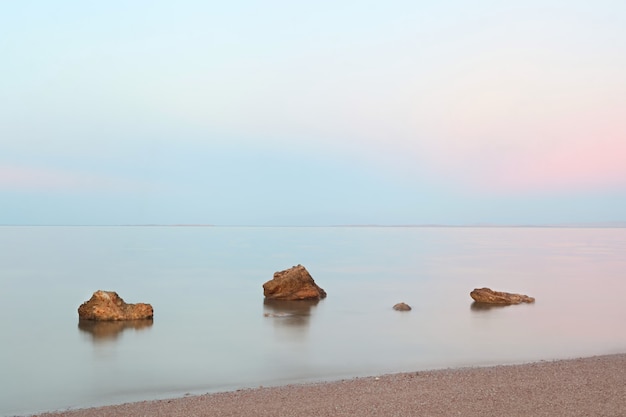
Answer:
[{"xmin": 35, "ymin": 353, "xmax": 626, "ymax": 417}]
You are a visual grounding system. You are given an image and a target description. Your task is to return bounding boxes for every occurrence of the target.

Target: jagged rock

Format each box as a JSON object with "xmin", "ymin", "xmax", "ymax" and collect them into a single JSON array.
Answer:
[
  {"xmin": 470, "ymin": 287, "xmax": 535, "ymax": 304},
  {"xmin": 263, "ymin": 264, "xmax": 327, "ymax": 301},
  {"xmin": 393, "ymin": 302, "xmax": 412, "ymax": 311},
  {"xmin": 78, "ymin": 290, "xmax": 153, "ymax": 321}
]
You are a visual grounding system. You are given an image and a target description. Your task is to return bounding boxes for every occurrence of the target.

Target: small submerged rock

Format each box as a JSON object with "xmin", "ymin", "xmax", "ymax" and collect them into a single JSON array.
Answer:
[
  {"xmin": 263, "ymin": 264, "xmax": 327, "ymax": 301},
  {"xmin": 78, "ymin": 290, "xmax": 153, "ymax": 321},
  {"xmin": 470, "ymin": 287, "xmax": 535, "ymax": 305},
  {"xmin": 393, "ymin": 302, "xmax": 412, "ymax": 311}
]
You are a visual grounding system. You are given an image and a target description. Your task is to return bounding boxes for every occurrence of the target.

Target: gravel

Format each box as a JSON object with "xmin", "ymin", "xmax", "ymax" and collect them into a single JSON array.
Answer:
[{"xmin": 35, "ymin": 353, "xmax": 626, "ymax": 417}]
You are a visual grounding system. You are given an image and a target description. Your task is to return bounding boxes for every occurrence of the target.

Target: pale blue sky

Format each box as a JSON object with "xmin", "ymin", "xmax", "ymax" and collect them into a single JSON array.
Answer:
[{"xmin": 2, "ymin": 1, "xmax": 625, "ymax": 225}]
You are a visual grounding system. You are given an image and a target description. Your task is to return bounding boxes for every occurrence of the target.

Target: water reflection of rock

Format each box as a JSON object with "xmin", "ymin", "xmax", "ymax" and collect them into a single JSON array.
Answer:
[
  {"xmin": 470, "ymin": 302, "xmax": 514, "ymax": 312},
  {"xmin": 263, "ymin": 299, "xmax": 320, "ymax": 327},
  {"xmin": 78, "ymin": 319, "xmax": 153, "ymax": 342}
]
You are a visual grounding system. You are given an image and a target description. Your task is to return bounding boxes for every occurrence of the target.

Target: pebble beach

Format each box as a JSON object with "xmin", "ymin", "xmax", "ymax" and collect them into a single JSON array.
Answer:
[{"xmin": 35, "ymin": 353, "xmax": 626, "ymax": 417}]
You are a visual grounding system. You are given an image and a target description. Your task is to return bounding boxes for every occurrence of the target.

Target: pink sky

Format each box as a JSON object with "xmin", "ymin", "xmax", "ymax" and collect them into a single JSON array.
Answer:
[
  {"xmin": 0, "ymin": 164, "xmax": 156, "ymax": 193},
  {"xmin": 1, "ymin": 1, "xmax": 624, "ymax": 225}
]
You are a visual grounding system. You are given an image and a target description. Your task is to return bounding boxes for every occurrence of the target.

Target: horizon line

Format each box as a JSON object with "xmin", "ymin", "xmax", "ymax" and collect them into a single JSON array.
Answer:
[{"xmin": 1, "ymin": 222, "xmax": 626, "ymax": 228}]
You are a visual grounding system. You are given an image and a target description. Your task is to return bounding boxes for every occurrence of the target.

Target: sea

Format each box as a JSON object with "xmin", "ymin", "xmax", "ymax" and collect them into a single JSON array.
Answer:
[{"xmin": 1, "ymin": 226, "xmax": 625, "ymax": 416}]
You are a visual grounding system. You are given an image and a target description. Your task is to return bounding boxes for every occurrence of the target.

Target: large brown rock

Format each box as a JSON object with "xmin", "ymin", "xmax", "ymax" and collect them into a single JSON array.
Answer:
[
  {"xmin": 78, "ymin": 290, "xmax": 153, "ymax": 321},
  {"xmin": 470, "ymin": 287, "xmax": 535, "ymax": 305},
  {"xmin": 263, "ymin": 265, "xmax": 327, "ymax": 301}
]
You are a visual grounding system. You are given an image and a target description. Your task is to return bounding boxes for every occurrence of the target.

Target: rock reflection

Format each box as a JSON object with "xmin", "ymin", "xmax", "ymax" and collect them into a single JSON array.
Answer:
[
  {"xmin": 78, "ymin": 319, "xmax": 153, "ymax": 342},
  {"xmin": 263, "ymin": 299, "xmax": 320, "ymax": 326},
  {"xmin": 470, "ymin": 302, "xmax": 514, "ymax": 312}
]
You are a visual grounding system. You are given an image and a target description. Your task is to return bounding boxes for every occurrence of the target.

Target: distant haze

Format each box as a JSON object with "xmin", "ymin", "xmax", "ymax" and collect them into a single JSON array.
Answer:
[{"xmin": 2, "ymin": 1, "xmax": 625, "ymax": 226}]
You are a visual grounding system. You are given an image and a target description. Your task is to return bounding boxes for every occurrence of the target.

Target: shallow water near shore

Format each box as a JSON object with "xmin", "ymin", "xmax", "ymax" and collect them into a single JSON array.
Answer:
[{"xmin": 1, "ymin": 226, "xmax": 625, "ymax": 416}]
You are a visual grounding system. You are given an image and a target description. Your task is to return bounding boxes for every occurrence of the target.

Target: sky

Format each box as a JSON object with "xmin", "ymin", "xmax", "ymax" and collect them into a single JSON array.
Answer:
[{"xmin": 1, "ymin": 0, "xmax": 625, "ymax": 226}]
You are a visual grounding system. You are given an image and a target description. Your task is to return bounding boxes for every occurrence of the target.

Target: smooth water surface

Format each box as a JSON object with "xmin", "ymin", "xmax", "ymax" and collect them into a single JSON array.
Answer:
[{"xmin": 1, "ymin": 226, "xmax": 625, "ymax": 416}]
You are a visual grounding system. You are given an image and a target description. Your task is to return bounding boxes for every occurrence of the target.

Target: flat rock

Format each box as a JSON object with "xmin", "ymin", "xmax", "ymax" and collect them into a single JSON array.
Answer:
[
  {"xmin": 78, "ymin": 290, "xmax": 153, "ymax": 321},
  {"xmin": 393, "ymin": 302, "xmax": 412, "ymax": 311},
  {"xmin": 263, "ymin": 264, "xmax": 327, "ymax": 301},
  {"xmin": 470, "ymin": 287, "xmax": 535, "ymax": 304}
]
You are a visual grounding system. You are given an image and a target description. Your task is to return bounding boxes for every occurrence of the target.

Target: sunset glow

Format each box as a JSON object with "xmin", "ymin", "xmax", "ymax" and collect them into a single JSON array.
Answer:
[{"xmin": 1, "ymin": 1, "xmax": 624, "ymax": 225}]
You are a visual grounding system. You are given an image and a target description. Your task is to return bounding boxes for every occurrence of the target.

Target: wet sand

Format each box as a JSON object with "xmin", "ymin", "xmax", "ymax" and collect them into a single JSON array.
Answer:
[{"xmin": 36, "ymin": 354, "xmax": 626, "ymax": 417}]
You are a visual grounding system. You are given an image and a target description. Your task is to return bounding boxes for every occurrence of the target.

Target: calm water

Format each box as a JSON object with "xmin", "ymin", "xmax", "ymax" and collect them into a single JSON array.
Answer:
[{"xmin": 1, "ymin": 226, "xmax": 625, "ymax": 416}]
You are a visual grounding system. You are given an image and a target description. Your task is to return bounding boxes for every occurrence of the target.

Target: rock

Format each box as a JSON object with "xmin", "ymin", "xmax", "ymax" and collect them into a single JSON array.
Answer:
[
  {"xmin": 393, "ymin": 302, "xmax": 412, "ymax": 311},
  {"xmin": 263, "ymin": 264, "xmax": 327, "ymax": 301},
  {"xmin": 78, "ymin": 290, "xmax": 153, "ymax": 321},
  {"xmin": 470, "ymin": 287, "xmax": 535, "ymax": 304}
]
